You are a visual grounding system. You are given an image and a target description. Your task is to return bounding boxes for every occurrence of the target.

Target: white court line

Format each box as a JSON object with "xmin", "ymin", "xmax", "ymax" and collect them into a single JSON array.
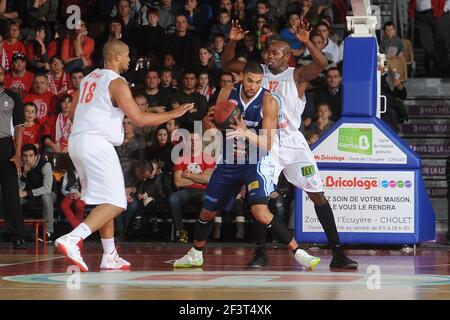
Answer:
[
  {"xmin": 416, "ymin": 264, "xmax": 450, "ymax": 268},
  {"xmin": 0, "ymin": 256, "xmax": 64, "ymax": 268}
]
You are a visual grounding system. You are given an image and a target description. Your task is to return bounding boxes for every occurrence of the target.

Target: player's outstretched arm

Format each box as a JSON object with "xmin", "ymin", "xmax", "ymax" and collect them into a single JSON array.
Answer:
[
  {"xmin": 110, "ymin": 78, "xmax": 194, "ymax": 127},
  {"xmin": 221, "ymin": 20, "xmax": 247, "ymax": 74},
  {"xmin": 293, "ymin": 21, "xmax": 328, "ymax": 82}
]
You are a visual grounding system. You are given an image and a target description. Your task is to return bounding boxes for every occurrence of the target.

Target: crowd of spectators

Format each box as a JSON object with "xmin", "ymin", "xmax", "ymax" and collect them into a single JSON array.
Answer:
[{"xmin": 1, "ymin": 0, "xmax": 448, "ymax": 245}]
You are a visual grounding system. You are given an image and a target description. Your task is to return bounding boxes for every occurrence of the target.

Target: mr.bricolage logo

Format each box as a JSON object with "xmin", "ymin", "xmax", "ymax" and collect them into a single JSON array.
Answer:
[{"xmin": 325, "ymin": 176, "xmax": 413, "ymax": 190}]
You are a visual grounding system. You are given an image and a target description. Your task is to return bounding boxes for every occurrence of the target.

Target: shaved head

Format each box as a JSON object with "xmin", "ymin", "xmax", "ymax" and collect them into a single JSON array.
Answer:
[
  {"xmin": 270, "ymin": 40, "xmax": 292, "ymax": 57},
  {"xmin": 266, "ymin": 40, "xmax": 292, "ymax": 73},
  {"xmin": 102, "ymin": 40, "xmax": 130, "ymax": 73},
  {"xmin": 103, "ymin": 40, "xmax": 129, "ymax": 60}
]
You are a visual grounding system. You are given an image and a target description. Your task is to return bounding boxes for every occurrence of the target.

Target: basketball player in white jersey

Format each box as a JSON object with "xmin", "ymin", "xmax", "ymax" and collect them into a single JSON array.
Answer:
[
  {"xmin": 54, "ymin": 40, "xmax": 193, "ymax": 272},
  {"xmin": 221, "ymin": 21, "xmax": 357, "ymax": 269}
]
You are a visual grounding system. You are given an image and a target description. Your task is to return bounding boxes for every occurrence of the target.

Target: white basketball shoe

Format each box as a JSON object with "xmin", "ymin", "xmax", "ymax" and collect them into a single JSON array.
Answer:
[
  {"xmin": 100, "ymin": 249, "xmax": 131, "ymax": 270},
  {"xmin": 294, "ymin": 249, "xmax": 321, "ymax": 270},
  {"xmin": 173, "ymin": 247, "xmax": 204, "ymax": 268},
  {"xmin": 55, "ymin": 234, "xmax": 88, "ymax": 272}
]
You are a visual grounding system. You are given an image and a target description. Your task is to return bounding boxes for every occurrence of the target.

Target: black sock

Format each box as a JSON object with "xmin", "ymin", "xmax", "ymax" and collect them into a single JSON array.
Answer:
[
  {"xmin": 315, "ymin": 202, "xmax": 340, "ymax": 248},
  {"xmin": 194, "ymin": 245, "xmax": 203, "ymax": 251},
  {"xmin": 292, "ymin": 247, "xmax": 300, "ymax": 255},
  {"xmin": 253, "ymin": 220, "xmax": 267, "ymax": 248},
  {"xmin": 266, "ymin": 215, "xmax": 293, "ymax": 245},
  {"xmin": 195, "ymin": 218, "xmax": 214, "ymax": 241}
]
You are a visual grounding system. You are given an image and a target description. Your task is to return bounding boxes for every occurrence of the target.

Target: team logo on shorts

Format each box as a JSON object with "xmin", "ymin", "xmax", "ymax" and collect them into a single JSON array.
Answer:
[
  {"xmin": 301, "ymin": 165, "xmax": 316, "ymax": 177},
  {"xmin": 248, "ymin": 180, "xmax": 259, "ymax": 191},
  {"xmin": 205, "ymin": 195, "xmax": 219, "ymax": 203}
]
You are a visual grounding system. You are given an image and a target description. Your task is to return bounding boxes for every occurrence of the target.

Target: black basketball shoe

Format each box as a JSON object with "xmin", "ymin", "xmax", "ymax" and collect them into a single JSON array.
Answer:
[
  {"xmin": 248, "ymin": 247, "xmax": 269, "ymax": 268},
  {"xmin": 330, "ymin": 246, "xmax": 358, "ymax": 269}
]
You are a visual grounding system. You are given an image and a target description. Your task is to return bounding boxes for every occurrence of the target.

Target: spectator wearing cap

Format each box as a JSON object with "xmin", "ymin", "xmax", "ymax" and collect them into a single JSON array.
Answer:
[
  {"xmin": 4, "ymin": 52, "xmax": 34, "ymax": 98},
  {"xmin": 47, "ymin": 56, "xmax": 71, "ymax": 96},
  {"xmin": 23, "ymin": 73, "xmax": 57, "ymax": 126},
  {"xmin": 3, "ymin": 20, "xmax": 26, "ymax": 64},
  {"xmin": 26, "ymin": 22, "xmax": 58, "ymax": 74},
  {"xmin": 60, "ymin": 19, "xmax": 95, "ymax": 73}
]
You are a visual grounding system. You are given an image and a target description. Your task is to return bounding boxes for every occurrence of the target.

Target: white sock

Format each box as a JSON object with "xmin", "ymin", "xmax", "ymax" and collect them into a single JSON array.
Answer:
[
  {"xmin": 101, "ymin": 238, "xmax": 116, "ymax": 254},
  {"xmin": 69, "ymin": 223, "xmax": 92, "ymax": 240}
]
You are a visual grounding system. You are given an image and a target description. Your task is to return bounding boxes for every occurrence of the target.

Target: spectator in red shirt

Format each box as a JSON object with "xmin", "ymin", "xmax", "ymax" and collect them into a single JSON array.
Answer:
[
  {"xmin": 23, "ymin": 73, "xmax": 57, "ymax": 126},
  {"xmin": 26, "ymin": 22, "xmax": 58, "ymax": 74},
  {"xmin": 22, "ymin": 102, "xmax": 41, "ymax": 149},
  {"xmin": 61, "ymin": 19, "xmax": 95, "ymax": 73},
  {"xmin": 41, "ymin": 93, "xmax": 72, "ymax": 153},
  {"xmin": 4, "ymin": 52, "xmax": 34, "ymax": 98},
  {"xmin": 3, "ymin": 20, "xmax": 26, "ymax": 64},
  {"xmin": 47, "ymin": 56, "xmax": 71, "ymax": 96},
  {"xmin": 169, "ymin": 132, "xmax": 215, "ymax": 242}
]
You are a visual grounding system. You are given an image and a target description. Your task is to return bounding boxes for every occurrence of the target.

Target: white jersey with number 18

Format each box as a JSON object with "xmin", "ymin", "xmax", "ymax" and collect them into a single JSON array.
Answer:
[{"xmin": 70, "ymin": 68, "xmax": 125, "ymax": 146}]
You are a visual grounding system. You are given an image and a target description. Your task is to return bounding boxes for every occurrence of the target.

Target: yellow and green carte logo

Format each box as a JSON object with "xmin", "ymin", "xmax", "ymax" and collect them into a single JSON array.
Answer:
[{"xmin": 338, "ymin": 128, "xmax": 373, "ymax": 155}]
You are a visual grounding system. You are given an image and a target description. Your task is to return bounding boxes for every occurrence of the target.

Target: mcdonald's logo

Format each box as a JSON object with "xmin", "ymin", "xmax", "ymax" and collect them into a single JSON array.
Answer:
[{"xmin": 301, "ymin": 165, "xmax": 316, "ymax": 177}]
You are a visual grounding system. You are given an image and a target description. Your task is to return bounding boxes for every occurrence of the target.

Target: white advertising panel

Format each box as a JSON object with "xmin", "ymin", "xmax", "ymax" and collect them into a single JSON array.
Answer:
[
  {"xmin": 313, "ymin": 123, "xmax": 407, "ymax": 164},
  {"xmin": 302, "ymin": 171, "xmax": 415, "ymax": 233}
]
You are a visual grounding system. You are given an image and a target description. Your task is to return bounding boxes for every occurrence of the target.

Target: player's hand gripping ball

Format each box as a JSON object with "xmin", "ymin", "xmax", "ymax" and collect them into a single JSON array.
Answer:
[{"xmin": 213, "ymin": 100, "xmax": 242, "ymax": 131}]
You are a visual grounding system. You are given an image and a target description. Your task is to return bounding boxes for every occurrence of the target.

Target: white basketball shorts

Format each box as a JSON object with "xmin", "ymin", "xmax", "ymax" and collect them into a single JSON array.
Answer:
[
  {"xmin": 271, "ymin": 142, "xmax": 324, "ymax": 193},
  {"xmin": 69, "ymin": 134, "xmax": 127, "ymax": 209}
]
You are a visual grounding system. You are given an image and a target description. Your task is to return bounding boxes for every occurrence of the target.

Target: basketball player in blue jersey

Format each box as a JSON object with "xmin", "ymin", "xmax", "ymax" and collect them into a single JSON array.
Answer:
[
  {"xmin": 221, "ymin": 21, "xmax": 358, "ymax": 269},
  {"xmin": 174, "ymin": 61, "xmax": 321, "ymax": 270}
]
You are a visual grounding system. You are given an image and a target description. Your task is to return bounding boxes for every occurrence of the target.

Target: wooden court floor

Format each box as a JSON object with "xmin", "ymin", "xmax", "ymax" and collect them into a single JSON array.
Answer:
[{"xmin": 0, "ymin": 242, "xmax": 449, "ymax": 300}]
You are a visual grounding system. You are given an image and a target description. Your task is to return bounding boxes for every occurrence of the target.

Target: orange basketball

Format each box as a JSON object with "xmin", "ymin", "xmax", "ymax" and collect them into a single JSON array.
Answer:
[{"xmin": 213, "ymin": 100, "xmax": 241, "ymax": 131}]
